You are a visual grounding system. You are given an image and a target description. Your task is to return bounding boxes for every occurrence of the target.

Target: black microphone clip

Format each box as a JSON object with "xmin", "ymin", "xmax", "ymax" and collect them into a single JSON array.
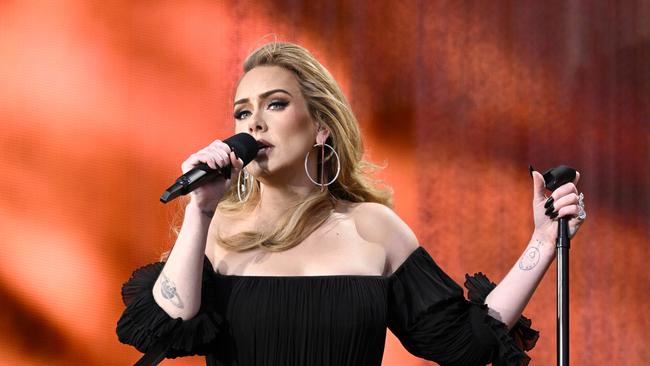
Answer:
[
  {"xmin": 539, "ymin": 164, "xmax": 577, "ymax": 250},
  {"xmin": 542, "ymin": 165, "xmax": 576, "ymax": 191}
]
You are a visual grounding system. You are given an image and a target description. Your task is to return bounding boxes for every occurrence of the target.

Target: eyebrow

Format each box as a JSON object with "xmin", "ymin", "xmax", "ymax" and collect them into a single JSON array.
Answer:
[{"xmin": 234, "ymin": 89, "xmax": 293, "ymax": 107}]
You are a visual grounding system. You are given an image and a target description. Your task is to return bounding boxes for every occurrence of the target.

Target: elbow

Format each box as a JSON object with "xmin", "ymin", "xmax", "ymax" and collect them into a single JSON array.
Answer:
[
  {"xmin": 160, "ymin": 303, "xmax": 200, "ymax": 321},
  {"xmin": 151, "ymin": 287, "xmax": 200, "ymax": 321},
  {"xmin": 485, "ymin": 306, "xmax": 517, "ymax": 330},
  {"xmin": 179, "ymin": 306, "xmax": 200, "ymax": 321},
  {"xmin": 484, "ymin": 294, "xmax": 517, "ymax": 330}
]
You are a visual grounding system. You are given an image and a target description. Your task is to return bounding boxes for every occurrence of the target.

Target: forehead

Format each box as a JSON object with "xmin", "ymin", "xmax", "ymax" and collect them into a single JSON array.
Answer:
[{"xmin": 235, "ymin": 66, "xmax": 300, "ymax": 100}]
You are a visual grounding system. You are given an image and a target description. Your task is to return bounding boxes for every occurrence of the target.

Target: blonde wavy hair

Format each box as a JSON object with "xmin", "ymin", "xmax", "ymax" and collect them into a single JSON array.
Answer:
[{"xmin": 155, "ymin": 42, "xmax": 392, "ymax": 261}]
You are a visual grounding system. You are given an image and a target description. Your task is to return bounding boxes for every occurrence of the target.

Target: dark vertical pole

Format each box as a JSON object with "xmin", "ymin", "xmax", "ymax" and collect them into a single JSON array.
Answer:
[{"xmin": 557, "ymin": 217, "xmax": 570, "ymax": 366}]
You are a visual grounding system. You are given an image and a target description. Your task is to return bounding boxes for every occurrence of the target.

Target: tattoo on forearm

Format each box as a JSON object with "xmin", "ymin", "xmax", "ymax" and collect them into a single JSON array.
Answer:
[
  {"xmin": 160, "ymin": 271, "xmax": 184, "ymax": 309},
  {"xmin": 518, "ymin": 240, "xmax": 543, "ymax": 271}
]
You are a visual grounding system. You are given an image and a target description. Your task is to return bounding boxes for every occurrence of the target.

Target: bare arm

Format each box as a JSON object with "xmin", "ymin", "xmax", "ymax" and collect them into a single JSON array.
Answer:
[
  {"xmin": 151, "ymin": 139, "xmax": 243, "ymax": 320},
  {"xmin": 484, "ymin": 234, "xmax": 555, "ymax": 329},
  {"xmin": 152, "ymin": 202, "xmax": 213, "ymax": 320},
  {"xmin": 485, "ymin": 169, "xmax": 586, "ymax": 329}
]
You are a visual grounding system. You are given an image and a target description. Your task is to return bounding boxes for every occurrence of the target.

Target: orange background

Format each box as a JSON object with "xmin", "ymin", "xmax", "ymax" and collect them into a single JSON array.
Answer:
[{"xmin": 1, "ymin": 1, "xmax": 648, "ymax": 365}]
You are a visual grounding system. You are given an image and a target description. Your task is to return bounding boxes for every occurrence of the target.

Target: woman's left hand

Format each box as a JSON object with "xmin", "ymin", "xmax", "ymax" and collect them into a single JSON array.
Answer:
[{"xmin": 530, "ymin": 169, "xmax": 587, "ymax": 244}]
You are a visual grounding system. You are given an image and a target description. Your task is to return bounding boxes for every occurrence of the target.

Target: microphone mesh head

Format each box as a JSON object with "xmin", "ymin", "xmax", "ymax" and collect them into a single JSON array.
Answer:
[{"xmin": 224, "ymin": 133, "xmax": 259, "ymax": 166}]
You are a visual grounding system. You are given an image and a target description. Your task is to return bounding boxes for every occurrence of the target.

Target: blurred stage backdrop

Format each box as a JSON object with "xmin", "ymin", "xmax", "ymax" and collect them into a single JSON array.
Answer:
[{"xmin": 1, "ymin": 1, "xmax": 648, "ymax": 365}]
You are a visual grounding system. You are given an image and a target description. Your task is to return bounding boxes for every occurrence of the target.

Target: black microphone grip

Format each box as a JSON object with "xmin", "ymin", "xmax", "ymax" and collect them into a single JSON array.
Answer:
[{"xmin": 160, "ymin": 163, "xmax": 231, "ymax": 204}]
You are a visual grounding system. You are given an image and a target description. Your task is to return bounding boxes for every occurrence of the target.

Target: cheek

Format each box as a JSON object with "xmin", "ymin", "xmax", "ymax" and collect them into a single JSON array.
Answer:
[
  {"xmin": 234, "ymin": 122, "xmax": 247, "ymax": 134},
  {"xmin": 271, "ymin": 110, "xmax": 315, "ymax": 151},
  {"xmin": 283, "ymin": 126, "xmax": 316, "ymax": 158},
  {"xmin": 290, "ymin": 109, "xmax": 318, "ymax": 140}
]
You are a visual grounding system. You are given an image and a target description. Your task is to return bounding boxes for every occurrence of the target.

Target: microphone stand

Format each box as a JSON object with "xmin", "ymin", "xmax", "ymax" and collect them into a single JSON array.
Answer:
[
  {"xmin": 557, "ymin": 217, "xmax": 569, "ymax": 366},
  {"xmin": 541, "ymin": 165, "xmax": 575, "ymax": 366}
]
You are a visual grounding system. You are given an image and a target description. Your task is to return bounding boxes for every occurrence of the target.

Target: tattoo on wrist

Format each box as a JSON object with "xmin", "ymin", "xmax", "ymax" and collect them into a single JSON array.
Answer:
[
  {"xmin": 518, "ymin": 240, "xmax": 542, "ymax": 271},
  {"xmin": 160, "ymin": 271, "xmax": 184, "ymax": 309}
]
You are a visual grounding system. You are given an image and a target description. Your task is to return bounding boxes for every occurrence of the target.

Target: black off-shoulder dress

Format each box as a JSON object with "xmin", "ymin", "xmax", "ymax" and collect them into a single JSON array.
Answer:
[{"xmin": 117, "ymin": 247, "xmax": 539, "ymax": 366}]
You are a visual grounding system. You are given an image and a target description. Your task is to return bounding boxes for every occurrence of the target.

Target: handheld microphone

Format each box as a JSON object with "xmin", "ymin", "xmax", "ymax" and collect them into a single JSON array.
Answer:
[{"xmin": 160, "ymin": 133, "xmax": 259, "ymax": 203}]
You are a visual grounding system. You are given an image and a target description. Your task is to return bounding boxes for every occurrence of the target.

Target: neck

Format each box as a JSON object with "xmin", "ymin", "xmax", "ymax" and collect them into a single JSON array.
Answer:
[
  {"xmin": 251, "ymin": 155, "xmax": 324, "ymax": 223},
  {"xmin": 255, "ymin": 179, "xmax": 318, "ymax": 223}
]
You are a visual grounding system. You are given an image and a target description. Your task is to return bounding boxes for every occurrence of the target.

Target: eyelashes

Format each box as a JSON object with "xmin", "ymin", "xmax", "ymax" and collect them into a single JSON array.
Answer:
[
  {"xmin": 234, "ymin": 110, "xmax": 250, "ymax": 120},
  {"xmin": 234, "ymin": 100, "xmax": 289, "ymax": 121},
  {"xmin": 268, "ymin": 100, "xmax": 289, "ymax": 110}
]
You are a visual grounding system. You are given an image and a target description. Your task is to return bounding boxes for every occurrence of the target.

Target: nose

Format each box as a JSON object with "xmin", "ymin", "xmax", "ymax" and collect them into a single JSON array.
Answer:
[{"xmin": 247, "ymin": 111, "xmax": 267, "ymax": 133}]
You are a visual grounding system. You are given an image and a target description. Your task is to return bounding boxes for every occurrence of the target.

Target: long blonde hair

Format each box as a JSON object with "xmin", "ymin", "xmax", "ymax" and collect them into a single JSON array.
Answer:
[{"xmin": 212, "ymin": 42, "xmax": 391, "ymax": 252}]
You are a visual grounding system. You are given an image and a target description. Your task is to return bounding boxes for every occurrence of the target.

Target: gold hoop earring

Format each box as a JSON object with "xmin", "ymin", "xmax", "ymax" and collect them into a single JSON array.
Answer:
[{"xmin": 304, "ymin": 143, "xmax": 340, "ymax": 190}]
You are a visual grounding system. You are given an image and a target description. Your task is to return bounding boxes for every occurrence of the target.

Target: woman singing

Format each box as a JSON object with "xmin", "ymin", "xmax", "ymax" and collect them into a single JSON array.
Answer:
[{"xmin": 116, "ymin": 42, "xmax": 586, "ymax": 366}]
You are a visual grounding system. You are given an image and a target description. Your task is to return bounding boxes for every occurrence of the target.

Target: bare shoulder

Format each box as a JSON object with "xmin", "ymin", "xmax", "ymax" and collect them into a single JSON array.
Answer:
[{"xmin": 341, "ymin": 201, "xmax": 420, "ymax": 274}]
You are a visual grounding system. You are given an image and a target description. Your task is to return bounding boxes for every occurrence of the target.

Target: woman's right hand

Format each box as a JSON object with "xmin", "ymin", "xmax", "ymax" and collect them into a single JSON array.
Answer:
[{"xmin": 180, "ymin": 139, "xmax": 244, "ymax": 211}]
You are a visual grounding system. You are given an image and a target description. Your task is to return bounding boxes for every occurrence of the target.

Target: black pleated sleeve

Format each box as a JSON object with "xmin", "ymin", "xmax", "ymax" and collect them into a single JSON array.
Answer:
[
  {"xmin": 387, "ymin": 247, "xmax": 539, "ymax": 366},
  {"xmin": 116, "ymin": 256, "xmax": 224, "ymax": 359}
]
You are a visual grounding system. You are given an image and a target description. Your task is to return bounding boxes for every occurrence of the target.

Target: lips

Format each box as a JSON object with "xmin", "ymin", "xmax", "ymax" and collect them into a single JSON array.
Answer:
[
  {"xmin": 255, "ymin": 139, "xmax": 274, "ymax": 158},
  {"xmin": 256, "ymin": 146, "xmax": 272, "ymax": 158},
  {"xmin": 256, "ymin": 139, "xmax": 274, "ymax": 148}
]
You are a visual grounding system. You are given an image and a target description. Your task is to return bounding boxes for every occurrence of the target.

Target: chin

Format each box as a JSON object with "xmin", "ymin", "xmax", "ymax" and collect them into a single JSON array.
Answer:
[
  {"xmin": 247, "ymin": 159, "xmax": 303, "ymax": 184},
  {"xmin": 246, "ymin": 161, "xmax": 270, "ymax": 178}
]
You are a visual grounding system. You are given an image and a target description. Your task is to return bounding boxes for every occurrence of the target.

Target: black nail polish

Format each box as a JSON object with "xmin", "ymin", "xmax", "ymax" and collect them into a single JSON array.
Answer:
[
  {"xmin": 544, "ymin": 196, "xmax": 554, "ymax": 209},
  {"xmin": 529, "ymin": 164, "xmax": 534, "ymax": 178},
  {"xmin": 545, "ymin": 206, "xmax": 555, "ymax": 216},
  {"xmin": 549, "ymin": 211, "xmax": 559, "ymax": 219}
]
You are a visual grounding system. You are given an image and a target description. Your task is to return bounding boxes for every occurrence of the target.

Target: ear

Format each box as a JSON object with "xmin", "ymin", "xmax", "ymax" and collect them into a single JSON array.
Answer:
[{"xmin": 315, "ymin": 124, "xmax": 330, "ymax": 145}]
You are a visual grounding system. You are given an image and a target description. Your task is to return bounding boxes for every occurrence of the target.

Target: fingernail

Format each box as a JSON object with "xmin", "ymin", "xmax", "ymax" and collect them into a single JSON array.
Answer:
[
  {"xmin": 549, "ymin": 211, "xmax": 559, "ymax": 219},
  {"xmin": 544, "ymin": 196, "xmax": 554, "ymax": 209},
  {"xmin": 545, "ymin": 205, "xmax": 555, "ymax": 216},
  {"xmin": 529, "ymin": 164, "xmax": 534, "ymax": 178}
]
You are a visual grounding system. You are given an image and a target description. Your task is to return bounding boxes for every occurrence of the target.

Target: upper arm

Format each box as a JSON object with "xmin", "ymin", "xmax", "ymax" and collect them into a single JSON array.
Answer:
[{"xmin": 350, "ymin": 202, "xmax": 420, "ymax": 274}]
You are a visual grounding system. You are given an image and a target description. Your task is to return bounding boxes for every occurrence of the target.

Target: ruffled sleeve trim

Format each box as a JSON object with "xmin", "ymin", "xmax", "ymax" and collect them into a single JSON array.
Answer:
[
  {"xmin": 387, "ymin": 246, "xmax": 540, "ymax": 366},
  {"xmin": 464, "ymin": 272, "xmax": 540, "ymax": 366},
  {"xmin": 116, "ymin": 256, "xmax": 224, "ymax": 359}
]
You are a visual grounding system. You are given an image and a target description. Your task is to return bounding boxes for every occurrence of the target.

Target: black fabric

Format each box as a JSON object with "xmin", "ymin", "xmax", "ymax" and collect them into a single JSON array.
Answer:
[
  {"xmin": 116, "ymin": 247, "xmax": 537, "ymax": 365},
  {"xmin": 464, "ymin": 272, "xmax": 540, "ymax": 364},
  {"xmin": 116, "ymin": 258, "xmax": 225, "ymax": 358}
]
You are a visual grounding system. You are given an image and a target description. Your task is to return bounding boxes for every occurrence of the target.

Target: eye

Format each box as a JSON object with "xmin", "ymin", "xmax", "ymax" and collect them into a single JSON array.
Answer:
[
  {"xmin": 234, "ymin": 109, "xmax": 251, "ymax": 120},
  {"xmin": 268, "ymin": 100, "xmax": 289, "ymax": 110}
]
